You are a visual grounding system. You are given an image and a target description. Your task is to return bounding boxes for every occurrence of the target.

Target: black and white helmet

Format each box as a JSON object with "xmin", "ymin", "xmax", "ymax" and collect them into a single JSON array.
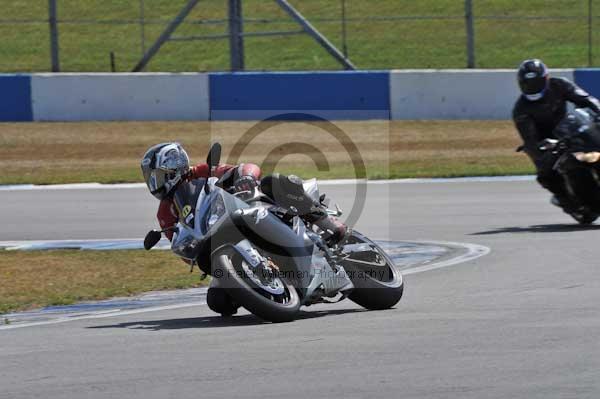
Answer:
[
  {"xmin": 517, "ymin": 59, "xmax": 549, "ymax": 101},
  {"xmin": 141, "ymin": 142, "xmax": 190, "ymax": 200}
]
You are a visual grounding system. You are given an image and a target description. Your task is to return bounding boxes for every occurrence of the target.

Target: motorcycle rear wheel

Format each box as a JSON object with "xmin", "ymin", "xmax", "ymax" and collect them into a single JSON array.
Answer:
[
  {"xmin": 211, "ymin": 246, "xmax": 300, "ymax": 323},
  {"xmin": 340, "ymin": 231, "xmax": 404, "ymax": 310}
]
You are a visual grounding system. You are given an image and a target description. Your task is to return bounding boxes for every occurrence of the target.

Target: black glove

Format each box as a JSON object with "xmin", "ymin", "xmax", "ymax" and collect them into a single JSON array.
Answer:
[
  {"xmin": 538, "ymin": 138, "xmax": 559, "ymax": 152},
  {"xmin": 233, "ymin": 175, "xmax": 257, "ymax": 193},
  {"xmin": 536, "ymin": 149, "xmax": 559, "ymax": 171}
]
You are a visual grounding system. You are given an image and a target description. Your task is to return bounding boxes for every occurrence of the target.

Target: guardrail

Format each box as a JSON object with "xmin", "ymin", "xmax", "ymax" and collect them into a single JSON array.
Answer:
[{"xmin": 2, "ymin": 69, "xmax": 600, "ymax": 122}]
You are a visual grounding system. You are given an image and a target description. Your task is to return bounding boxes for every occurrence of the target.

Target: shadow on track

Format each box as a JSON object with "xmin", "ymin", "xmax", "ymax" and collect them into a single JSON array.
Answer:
[
  {"xmin": 471, "ymin": 223, "xmax": 600, "ymax": 235},
  {"xmin": 87, "ymin": 308, "xmax": 367, "ymax": 331}
]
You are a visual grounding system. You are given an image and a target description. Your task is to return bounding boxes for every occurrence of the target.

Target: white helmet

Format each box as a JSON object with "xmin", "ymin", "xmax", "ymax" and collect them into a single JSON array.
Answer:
[{"xmin": 141, "ymin": 142, "xmax": 190, "ymax": 200}]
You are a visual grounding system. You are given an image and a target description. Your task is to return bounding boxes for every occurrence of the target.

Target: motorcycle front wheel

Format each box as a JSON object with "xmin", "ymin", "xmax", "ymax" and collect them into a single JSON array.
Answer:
[
  {"xmin": 570, "ymin": 209, "xmax": 598, "ymax": 225},
  {"xmin": 211, "ymin": 246, "xmax": 300, "ymax": 323},
  {"xmin": 339, "ymin": 231, "xmax": 404, "ymax": 310}
]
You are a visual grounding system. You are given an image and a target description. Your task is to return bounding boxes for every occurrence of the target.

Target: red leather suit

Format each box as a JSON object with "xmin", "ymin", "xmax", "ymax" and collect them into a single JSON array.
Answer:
[{"xmin": 157, "ymin": 163, "xmax": 261, "ymax": 240}]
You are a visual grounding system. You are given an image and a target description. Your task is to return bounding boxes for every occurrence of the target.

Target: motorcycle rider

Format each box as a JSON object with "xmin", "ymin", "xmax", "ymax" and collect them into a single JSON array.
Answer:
[
  {"xmin": 141, "ymin": 142, "xmax": 348, "ymax": 315},
  {"xmin": 141, "ymin": 142, "xmax": 261, "ymax": 242},
  {"xmin": 141, "ymin": 142, "xmax": 262, "ymax": 317},
  {"xmin": 513, "ymin": 58, "xmax": 600, "ymax": 213},
  {"xmin": 141, "ymin": 142, "xmax": 348, "ymax": 244}
]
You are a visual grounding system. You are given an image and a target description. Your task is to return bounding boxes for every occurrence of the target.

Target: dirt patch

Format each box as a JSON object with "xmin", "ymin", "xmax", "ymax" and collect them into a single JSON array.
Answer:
[{"xmin": 0, "ymin": 120, "xmax": 531, "ymax": 184}]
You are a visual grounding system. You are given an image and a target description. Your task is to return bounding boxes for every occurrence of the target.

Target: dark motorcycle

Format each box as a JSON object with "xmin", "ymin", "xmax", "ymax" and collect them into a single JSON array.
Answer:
[
  {"xmin": 520, "ymin": 108, "xmax": 600, "ymax": 224},
  {"xmin": 144, "ymin": 143, "xmax": 403, "ymax": 322}
]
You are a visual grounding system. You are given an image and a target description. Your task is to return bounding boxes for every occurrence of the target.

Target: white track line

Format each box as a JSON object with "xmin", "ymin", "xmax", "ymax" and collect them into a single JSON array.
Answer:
[
  {"xmin": 0, "ymin": 240, "xmax": 490, "ymax": 330},
  {"xmin": 401, "ymin": 240, "xmax": 490, "ymax": 275},
  {"xmin": 0, "ymin": 302, "xmax": 206, "ymax": 331},
  {"xmin": 0, "ymin": 238, "xmax": 170, "ymax": 251},
  {"xmin": 0, "ymin": 183, "xmax": 146, "ymax": 191},
  {"xmin": 0, "ymin": 176, "xmax": 535, "ymax": 191},
  {"xmin": 320, "ymin": 176, "xmax": 535, "ymax": 185}
]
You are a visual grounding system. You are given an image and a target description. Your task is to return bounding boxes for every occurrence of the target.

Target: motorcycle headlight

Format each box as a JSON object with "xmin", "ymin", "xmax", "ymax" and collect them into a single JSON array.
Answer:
[
  {"xmin": 204, "ymin": 193, "xmax": 226, "ymax": 232},
  {"xmin": 574, "ymin": 151, "xmax": 600, "ymax": 163}
]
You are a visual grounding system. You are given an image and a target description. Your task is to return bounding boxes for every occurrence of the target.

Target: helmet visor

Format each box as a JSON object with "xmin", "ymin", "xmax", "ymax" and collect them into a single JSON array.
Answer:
[
  {"xmin": 147, "ymin": 170, "xmax": 165, "ymax": 196},
  {"xmin": 519, "ymin": 75, "xmax": 547, "ymax": 96}
]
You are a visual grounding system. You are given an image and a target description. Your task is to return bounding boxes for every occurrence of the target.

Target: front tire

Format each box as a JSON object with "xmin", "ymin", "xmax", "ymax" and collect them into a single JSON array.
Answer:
[
  {"xmin": 571, "ymin": 210, "xmax": 598, "ymax": 225},
  {"xmin": 211, "ymin": 246, "xmax": 300, "ymax": 323},
  {"xmin": 340, "ymin": 231, "xmax": 404, "ymax": 310}
]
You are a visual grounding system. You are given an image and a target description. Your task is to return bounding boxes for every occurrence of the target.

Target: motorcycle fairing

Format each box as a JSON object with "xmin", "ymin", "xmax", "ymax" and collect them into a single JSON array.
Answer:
[
  {"xmin": 171, "ymin": 177, "xmax": 352, "ymax": 301},
  {"xmin": 229, "ymin": 205, "xmax": 315, "ymax": 295},
  {"xmin": 553, "ymin": 108, "xmax": 600, "ymax": 151},
  {"xmin": 172, "ymin": 178, "xmax": 206, "ymax": 229},
  {"xmin": 302, "ymin": 178, "xmax": 320, "ymax": 204}
]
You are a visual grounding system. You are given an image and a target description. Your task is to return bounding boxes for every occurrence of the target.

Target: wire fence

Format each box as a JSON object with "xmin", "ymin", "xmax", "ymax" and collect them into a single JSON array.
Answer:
[{"xmin": 1, "ymin": 0, "xmax": 599, "ymax": 72}]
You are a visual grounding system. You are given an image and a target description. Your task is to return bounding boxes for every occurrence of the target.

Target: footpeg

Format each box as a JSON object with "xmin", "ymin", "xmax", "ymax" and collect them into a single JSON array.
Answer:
[{"xmin": 323, "ymin": 266, "xmax": 354, "ymax": 296}]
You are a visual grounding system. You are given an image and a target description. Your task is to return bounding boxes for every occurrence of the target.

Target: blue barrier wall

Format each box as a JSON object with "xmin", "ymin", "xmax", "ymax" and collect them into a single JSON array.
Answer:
[
  {"xmin": 7, "ymin": 69, "xmax": 600, "ymax": 122},
  {"xmin": 0, "ymin": 75, "xmax": 32, "ymax": 121},
  {"xmin": 574, "ymin": 69, "xmax": 600, "ymax": 98},
  {"xmin": 209, "ymin": 71, "xmax": 390, "ymax": 120}
]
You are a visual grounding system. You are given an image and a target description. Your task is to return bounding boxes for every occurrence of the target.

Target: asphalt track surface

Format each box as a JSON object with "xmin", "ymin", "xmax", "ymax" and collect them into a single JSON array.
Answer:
[{"xmin": 1, "ymin": 180, "xmax": 599, "ymax": 398}]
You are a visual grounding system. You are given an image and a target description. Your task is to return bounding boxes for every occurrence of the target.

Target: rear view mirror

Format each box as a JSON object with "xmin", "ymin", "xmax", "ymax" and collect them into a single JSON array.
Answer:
[
  {"xmin": 144, "ymin": 230, "xmax": 162, "ymax": 250},
  {"xmin": 206, "ymin": 143, "xmax": 222, "ymax": 171}
]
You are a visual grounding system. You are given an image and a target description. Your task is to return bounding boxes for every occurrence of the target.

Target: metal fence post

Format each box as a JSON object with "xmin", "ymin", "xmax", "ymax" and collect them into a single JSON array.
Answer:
[
  {"xmin": 465, "ymin": 0, "xmax": 475, "ymax": 68},
  {"xmin": 110, "ymin": 51, "xmax": 116, "ymax": 72},
  {"xmin": 48, "ymin": 0, "xmax": 60, "ymax": 72},
  {"xmin": 588, "ymin": 0, "xmax": 593, "ymax": 66},
  {"xmin": 140, "ymin": 0, "xmax": 146, "ymax": 57},
  {"xmin": 228, "ymin": 0, "xmax": 245, "ymax": 71},
  {"xmin": 341, "ymin": 0, "xmax": 348, "ymax": 58}
]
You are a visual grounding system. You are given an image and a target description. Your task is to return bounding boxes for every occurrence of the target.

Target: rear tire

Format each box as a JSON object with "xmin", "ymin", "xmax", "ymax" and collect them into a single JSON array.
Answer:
[
  {"xmin": 341, "ymin": 231, "xmax": 404, "ymax": 310},
  {"xmin": 212, "ymin": 246, "xmax": 300, "ymax": 323}
]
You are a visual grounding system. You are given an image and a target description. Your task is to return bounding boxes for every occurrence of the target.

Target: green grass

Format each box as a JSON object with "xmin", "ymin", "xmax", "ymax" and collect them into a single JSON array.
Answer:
[
  {"xmin": 0, "ymin": 249, "xmax": 208, "ymax": 315},
  {"xmin": 1, "ymin": 0, "xmax": 599, "ymax": 72}
]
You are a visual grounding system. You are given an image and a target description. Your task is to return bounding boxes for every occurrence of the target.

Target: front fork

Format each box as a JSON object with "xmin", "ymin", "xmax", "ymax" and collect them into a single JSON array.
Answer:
[{"xmin": 555, "ymin": 153, "xmax": 600, "ymax": 205}]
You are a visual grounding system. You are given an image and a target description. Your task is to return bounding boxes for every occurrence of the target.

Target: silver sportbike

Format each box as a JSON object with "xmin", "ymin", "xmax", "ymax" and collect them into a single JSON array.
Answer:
[{"xmin": 144, "ymin": 143, "xmax": 404, "ymax": 322}]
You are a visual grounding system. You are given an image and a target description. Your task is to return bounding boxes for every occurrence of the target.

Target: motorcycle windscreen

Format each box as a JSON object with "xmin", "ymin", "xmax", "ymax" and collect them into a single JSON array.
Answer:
[
  {"xmin": 172, "ymin": 179, "xmax": 206, "ymax": 228},
  {"xmin": 552, "ymin": 111, "xmax": 600, "ymax": 151},
  {"xmin": 583, "ymin": 125, "xmax": 600, "ymax": 149}
]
